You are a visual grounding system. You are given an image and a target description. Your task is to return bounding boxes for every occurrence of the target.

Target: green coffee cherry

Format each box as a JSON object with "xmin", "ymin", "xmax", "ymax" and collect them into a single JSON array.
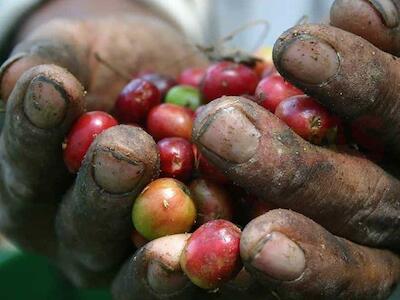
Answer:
[{"xmin": 165, "ymin": 85, "xmax": 202, "ymax": 110}]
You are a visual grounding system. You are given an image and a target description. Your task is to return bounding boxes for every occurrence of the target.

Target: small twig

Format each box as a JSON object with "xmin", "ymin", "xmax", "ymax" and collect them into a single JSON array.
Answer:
[
  {"xmin": 251, "ymin": 21, "xmax": 270, "ymax": 53},
  {"xmin": 94, "ymin": 52, "xmax": 131, "ymax": 82},
  {"xmin": 218, "ymin": 20, "xmax": 269, "ymax": 45},
  {"xmin": 216, "ymin": 20, "xmax": 270, "ymax": 52},
  {"xmin": 296, "ymin": 15, "xmax": 309, "ymax": 26}
]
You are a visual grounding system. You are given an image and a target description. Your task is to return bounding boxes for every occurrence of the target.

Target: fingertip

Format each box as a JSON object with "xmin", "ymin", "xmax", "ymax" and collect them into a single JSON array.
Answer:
[
  {"xmin": 23, "ymin": 76, "xmax": 68, "ymax": 129},
  {"xmin": 6, "ymin": 64, "xmax": 85, "ymax": 137},
  {"xmin": 245, "ymin": 231, "xmax": 306, "ymax": 282},
  {"xmin": 92, "ymin": 149, "xmax": 145, "ymax": 194},
  {"xmin": 330, "ymin": 0, "xmax": 400, "ymax": 54},
  {"xmin": 145, "ymin": 234, "xmax": 191, "ymax": 295},
  {"xmin": 240, "ymin": 209, "xmax": 400, "ymax": 299},
  {"xmin": 193, "ymin": 96, "xmax": 261, "ymax": 164},
  {"xmin": 112, "ymin": 234, "xmax": 193, "ymax": 300},
  {"xmin": 274, "ymin": 34, "xmax": 339, "ymax": 85},
  {"xmin": 0, "ymin": 54, "xmax": 43, "ymax": 101},
  {"xmin": 84, "ymin": 125, "xmax": 159, "ymax": 194}
]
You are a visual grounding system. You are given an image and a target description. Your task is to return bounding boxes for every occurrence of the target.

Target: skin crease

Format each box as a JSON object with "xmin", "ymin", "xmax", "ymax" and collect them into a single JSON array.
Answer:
[{"xmin": 3, "ymin": 0, "xmax": 400, "ymax": 299}]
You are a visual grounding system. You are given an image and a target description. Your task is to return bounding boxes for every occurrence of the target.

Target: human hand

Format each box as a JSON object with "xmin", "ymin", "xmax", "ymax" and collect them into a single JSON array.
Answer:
[
  {"xmin": 0, "ymin": 13, "xmax": 205, "ymax": 287},
  {"xmin": 113, "ymin": 1, "xmax": 400, "ymax": 299},
  {"xmin": 2, "ymin": 1, "xmax": 400, "ymax": 299}
]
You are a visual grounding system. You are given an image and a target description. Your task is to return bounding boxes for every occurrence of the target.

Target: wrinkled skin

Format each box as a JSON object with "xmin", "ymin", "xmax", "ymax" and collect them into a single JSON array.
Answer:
[{"xmin": 2, "ymin": 0, "xmax": 400, "ymax": 299}]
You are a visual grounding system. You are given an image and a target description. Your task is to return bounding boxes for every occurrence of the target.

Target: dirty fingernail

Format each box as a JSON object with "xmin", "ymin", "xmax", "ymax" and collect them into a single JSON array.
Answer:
[
  {"xmin": 24, "ymin": 76, "xmax": 67, "ymax": 129},
  {"xmin": 250, "ymin": 231, "xmax": 305, "ymax": 281},
  {"xmin": 276, "ymin": 36, "xmax": 339, "ymax": 85},
  {"xmin": 197, "ymin": 107, "xmax": 260, "ymax": 163},
  {"xmin": 368, "ymin": 0, "xmax": 399, "ymax": 28},
  {"xmin": 147, "ymin": 260, "xmax": 189, "ymax": 295},
  {"xmin": 92, "ymin": 149, "xmax": 144, "ymax": 194}
]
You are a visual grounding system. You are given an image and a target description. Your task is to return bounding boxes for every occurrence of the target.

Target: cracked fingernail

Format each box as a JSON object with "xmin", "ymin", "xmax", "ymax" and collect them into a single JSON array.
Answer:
[
  {"xmin": 197, "ymin": 107, "xmax": 260, "ymax": 163},
  {"xmin": 24, "ymin": 76, "xmax": 67, "ymax": 129},
  {"xmin": 92, "ymin": 149, "xmax": 144, "ymax": 194},
  {"xmin": 368, "ymin": 0, "xmax": 399, "ymax": 28},
  {"xmin": 276, "ymin": 36, "xmax": 339, "ymax": 85},
  {"xmin": 250, "ymin": 231, "xmax": 305, "ymax": 281}
]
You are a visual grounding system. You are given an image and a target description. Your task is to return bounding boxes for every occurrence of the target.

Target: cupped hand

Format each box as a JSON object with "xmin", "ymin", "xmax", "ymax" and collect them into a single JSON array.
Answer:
[{"xmin": 0, "ymin": 14, "xmax": 205, "ymax": 287}]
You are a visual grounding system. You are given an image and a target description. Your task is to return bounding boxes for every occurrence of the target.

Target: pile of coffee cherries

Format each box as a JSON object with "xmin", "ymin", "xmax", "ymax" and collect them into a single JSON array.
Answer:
[{"xmin": 61, "ymin": 49, "xmax": 380, "ymax": 289}]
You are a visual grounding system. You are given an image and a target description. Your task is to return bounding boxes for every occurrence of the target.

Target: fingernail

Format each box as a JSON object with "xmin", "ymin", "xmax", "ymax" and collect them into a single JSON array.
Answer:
[
  {"xmin": 197, "ymin": 107, "xmax": 260, "ymax": 163},
  {"xmin": 24, "ymin": 76, "xmax": 67, "ymax": 129},
  {"xmin": 0, "ymin": 53, "xmax": 27, "ymax": 100},
  {"xmin": 0, "ymin": 53, "xmax": 26, "ymax": 81},
  {"xmin": 147, "ymin": 260, "xmax": 189, "ymax": 295},
  {"xmin": 92, "ymin": 149, "xmax": 144, "ymax": 194},
  {"xmin": 277, "ymin": 36, "xmax": 339, "ymax": 85},
  {"xmin": 368, "ymin": 0, "xmax": 399, "ymax": 28},
  {"xmin": 250, "ymin": 232, "xmax": 305, "ymax": 281}
]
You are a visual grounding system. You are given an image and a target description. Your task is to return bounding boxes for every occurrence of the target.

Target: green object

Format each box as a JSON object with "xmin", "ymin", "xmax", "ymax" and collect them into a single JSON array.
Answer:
[
  {"xmin": 165, "ymin": 85, "xmax": 202, "ymax": 110},
  {"xmin": 0, "ymin": 251, "xmax": 112, "ymax": 300}
]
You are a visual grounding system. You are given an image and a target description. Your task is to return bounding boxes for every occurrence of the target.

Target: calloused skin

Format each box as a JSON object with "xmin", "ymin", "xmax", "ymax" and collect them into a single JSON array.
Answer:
[{"xmin": 1, "ymin": 0, "xmax": 400, "ymax": 299}]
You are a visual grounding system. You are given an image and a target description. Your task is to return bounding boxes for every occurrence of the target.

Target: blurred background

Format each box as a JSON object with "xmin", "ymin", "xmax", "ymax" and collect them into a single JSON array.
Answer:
[
  {"xmin": 176, "ymin": 0, "xmax": 334, "ymax": 48},
  {"xmin": 0, "ymin": 0, "xmax": 334, "ymax": 60}
]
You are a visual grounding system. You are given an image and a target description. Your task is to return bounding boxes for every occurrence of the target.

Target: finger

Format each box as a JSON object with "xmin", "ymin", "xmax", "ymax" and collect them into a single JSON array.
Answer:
[
  {"xmin": 272, "ymin": 23, "xmax": 400, "ymax": 157},
  {"xmin": 112, "ymin": 234, "xmax": 273, "ymax": 300},
  {"xmin": 192, "ymin": 97, "xmax": 400, "ymax": 250},
  {"xmin": 241, "ymin": 209, "xmax": 400, "ymax": 300},
  {"xmin": 111, "ymin": 234, "xmax": 195, "ymax": 300},
  {"xmin": 56, "ymin": 125, "xmax": 159, "ymax": 287},
  {"xmin": 0, "ymin": 19, "xmax": 90, "ymax": 101},
  {"xmin": 0, "ymin": 64, "xmax": 84, "ymax": 256},
  {"xmin": 1, "ymin": 17, "xmax": 207, "ymax": 110},
  {"xmin": 330, "ymin": 0, "xmax": 400, "ymax": 55}
]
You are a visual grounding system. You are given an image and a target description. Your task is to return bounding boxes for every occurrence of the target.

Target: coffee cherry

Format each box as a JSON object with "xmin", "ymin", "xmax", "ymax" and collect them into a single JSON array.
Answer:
[
  {"xmin": 165, "ymin": 85, "xmax": 202, "ymax": 110},
  {"xmin": 140, "ymin": 72, "xmax": 177, "ymax": 98},
  {"xmin": 255, "ymin": 74, "xmax": 303, "ymax": 113},
  {"xmin": 180, "ymin": 220, "xmax": 242, "ymax": 289},
  {"xmin": 115, "ymin": 78, "xmax": 161, "ymax": 124},
  {"xmin": 189, "ymin": 178, "xmax": 234, "ymax": 226},
  {"xmin": 275, "ymin": 95, "xmax": 337, "ymax": 145},
  {"xmin": 178, "ymin": 67, "xmax": 206, "ymax": 87},
  {"xmin": 147, "ymin": 104, "xmax": 194, "ymax": 141},
  {"xmin": 132, "ymin": 178, "xmax": 196, "ymax": 240},
  {"xmin": 157, "ymin": 137, "xmax": 194, "ymax": 181},
  {"xmin": 63, "ymin": 111, "xmax": 118, "ymax": 173},
  {"xmin": 201, "ymin": 61, "xmax": 259, "ymax": 103}
]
